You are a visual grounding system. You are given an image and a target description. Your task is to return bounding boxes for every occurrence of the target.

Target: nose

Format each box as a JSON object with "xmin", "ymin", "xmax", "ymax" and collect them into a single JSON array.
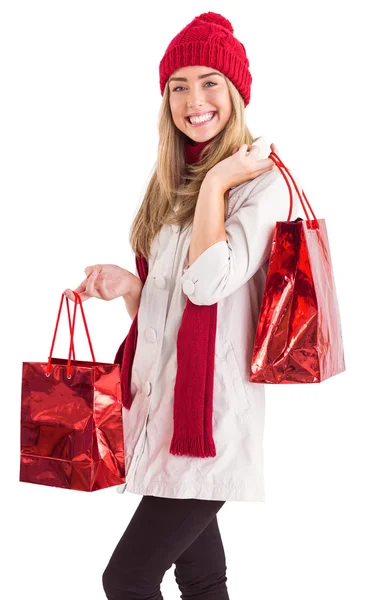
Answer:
[{"xmin": 187, "ymin": 91, "xmax": 205, "ymax": 109}]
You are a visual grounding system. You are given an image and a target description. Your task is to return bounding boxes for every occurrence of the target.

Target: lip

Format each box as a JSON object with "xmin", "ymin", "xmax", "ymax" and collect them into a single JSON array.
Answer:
[{"xmin": 185, "ymin": 111, "xmax": 217, "ymax": 127}]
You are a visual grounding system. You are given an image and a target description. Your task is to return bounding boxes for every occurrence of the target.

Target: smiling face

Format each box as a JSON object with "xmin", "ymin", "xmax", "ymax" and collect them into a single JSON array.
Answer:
[{"xmin": 168, "ymin": 65, "xmax": 232, "ymax": 143}]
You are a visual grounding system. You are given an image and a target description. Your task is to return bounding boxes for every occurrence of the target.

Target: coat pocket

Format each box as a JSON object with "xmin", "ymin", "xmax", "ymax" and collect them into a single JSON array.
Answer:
[{"xmin": 221, "ymin": 338, "xmax": 250, "ymax": 412}]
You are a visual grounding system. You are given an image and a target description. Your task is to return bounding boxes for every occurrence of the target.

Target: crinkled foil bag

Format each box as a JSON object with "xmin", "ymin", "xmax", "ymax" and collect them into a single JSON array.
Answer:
[
  {"xmin": 20, "ymin": 358, "xmax": 126, "ymax": 491},
  {"xmin": 250, "ymin": 217, "xmax": 345, "ymax": 383}
]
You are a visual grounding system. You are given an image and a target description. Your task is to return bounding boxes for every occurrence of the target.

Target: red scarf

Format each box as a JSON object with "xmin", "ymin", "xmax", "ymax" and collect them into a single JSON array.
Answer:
[{"xmin": 114, "ymin": 137, "xmax": 220, "ymax": 457}]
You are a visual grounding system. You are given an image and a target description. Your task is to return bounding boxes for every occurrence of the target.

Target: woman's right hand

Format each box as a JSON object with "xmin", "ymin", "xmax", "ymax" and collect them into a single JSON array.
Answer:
[{"xmin": 63, "ymin": 264, "xmax": 142, "ymax": 303}]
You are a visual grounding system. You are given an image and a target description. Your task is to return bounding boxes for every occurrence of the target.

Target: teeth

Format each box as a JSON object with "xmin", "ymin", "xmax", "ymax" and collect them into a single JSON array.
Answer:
[{"xmin": 189, "ymin": 111, "xmax": 215, "ymax": 124}]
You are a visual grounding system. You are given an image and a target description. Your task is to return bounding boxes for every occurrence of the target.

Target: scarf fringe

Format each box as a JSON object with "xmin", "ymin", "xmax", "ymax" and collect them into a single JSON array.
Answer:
[{"xmin": 169, "ymin": 433, "xmax": 216, "ymax": 458}]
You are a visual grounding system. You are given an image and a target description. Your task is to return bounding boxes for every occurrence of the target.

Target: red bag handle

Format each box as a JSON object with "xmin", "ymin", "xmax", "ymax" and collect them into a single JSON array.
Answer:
[
  {"xmin": 45, "ymin": 291, "xmax": 96, "ymax": 379},
  {"xmin": 269, "ymin": 150, "xmax": 320, "ymax": 230}
]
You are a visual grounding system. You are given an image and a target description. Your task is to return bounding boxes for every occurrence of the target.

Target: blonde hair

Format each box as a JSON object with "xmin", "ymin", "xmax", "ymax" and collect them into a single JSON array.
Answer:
[{"xmin": 129, "ymin": 76, "xmax": 256, "ymax": 260}]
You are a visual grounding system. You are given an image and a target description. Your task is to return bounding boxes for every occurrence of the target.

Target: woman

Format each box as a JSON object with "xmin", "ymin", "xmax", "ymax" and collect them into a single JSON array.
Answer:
[{"xmin": 65, "ymin": 11, "xmax": 300, "ymax": 600}]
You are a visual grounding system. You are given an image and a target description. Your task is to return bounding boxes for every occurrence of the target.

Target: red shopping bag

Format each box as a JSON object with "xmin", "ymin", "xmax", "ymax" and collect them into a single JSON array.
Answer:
[
  {"xmin": 250, "ymin": 151, "xmax": 345, "ymax": 383},
  {"xmin": 20, "ymin": 291, "xmax": 125, "ymax": 491}
]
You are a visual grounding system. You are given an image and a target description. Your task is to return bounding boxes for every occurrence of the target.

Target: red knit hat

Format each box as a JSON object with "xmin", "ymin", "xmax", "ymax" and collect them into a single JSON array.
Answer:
[{"xmin": 159, "ymin": 12, "xmax": 252, "ymax": 107}]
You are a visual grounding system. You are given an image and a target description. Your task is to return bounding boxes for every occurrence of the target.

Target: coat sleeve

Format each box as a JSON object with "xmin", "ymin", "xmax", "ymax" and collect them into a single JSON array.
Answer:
[{"xmin": 180, "ymin": 169, "xmax": 296, "ymax": 306}]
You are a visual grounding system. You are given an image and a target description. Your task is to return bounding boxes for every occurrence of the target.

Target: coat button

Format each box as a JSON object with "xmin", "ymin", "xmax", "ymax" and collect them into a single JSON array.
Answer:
[
  {"xmin": 144, "ymin": 381, "xmax": 152, "ymax": 396},
  {"xmin": 171, "ymin": 224, "xmax": 180, "ymax": 233},
  {"xmin": 144, "ymin": 327, "xmax": 157, "ymax": 343},
  {"xmin": 183, "ymin": 280, "xmax": 195, "ymax": 296},
  {"xmin": 154, "ymin": 275, "xmax": 166, "ymax": 289}
]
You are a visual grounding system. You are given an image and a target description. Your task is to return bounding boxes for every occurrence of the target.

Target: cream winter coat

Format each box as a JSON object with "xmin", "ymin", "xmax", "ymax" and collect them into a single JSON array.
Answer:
[{"xmin": 116, "ymin": 135, "xmax": 301, "ymax": 502}]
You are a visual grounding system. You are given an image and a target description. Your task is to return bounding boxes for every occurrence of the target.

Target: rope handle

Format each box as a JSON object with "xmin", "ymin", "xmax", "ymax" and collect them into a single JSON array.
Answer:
[
  {"xmin": 269, "ymin": 150, "xmax": 320, "ymax": 230},
  {"xmin": 45, "ymin": 291, "xmax": 96, "ymax": 379}
]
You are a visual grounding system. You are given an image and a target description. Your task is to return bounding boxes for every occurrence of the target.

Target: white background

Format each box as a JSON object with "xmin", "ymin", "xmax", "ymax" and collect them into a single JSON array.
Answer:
[{"xmin": 1, "ymin": 1, "xmax": 378, "ymax": 598}]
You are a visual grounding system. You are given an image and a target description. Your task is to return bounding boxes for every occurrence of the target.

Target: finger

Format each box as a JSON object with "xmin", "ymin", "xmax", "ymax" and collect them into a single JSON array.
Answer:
[
  {"xmin": 85, "ymin": 270, "xmax": 101, "ymax": 298},
  {"xmin": 64, "ymin": 281, "xmax": 88, "ymax": 302},
  {"xmin": 250, "ymin": 145, "xmax": 260, "ymax": 154},
  {"xmin": 255, "ymin": 158, "xmax": 276, "ymax": 170},
  {"xmin": 63, "ymin": 289, "xmax": 76, "ymax": 301},
  {"xmin": 239, "ymin": 143, "xmax": 250, "ymax": 154},
  {"xmin": 244, "ymin": 146, "xmax": 261, "ymax": 160},
  {"xmin": 241, "ymin": 143, "xmax": 256, "ymax": 152},
  {"xmin": 97, "ymin": 275, "xmax": 112, "ymax": 301},
  {"xmin": 84, "ymin": 265, "xmax": 102, "ymax": 277}
]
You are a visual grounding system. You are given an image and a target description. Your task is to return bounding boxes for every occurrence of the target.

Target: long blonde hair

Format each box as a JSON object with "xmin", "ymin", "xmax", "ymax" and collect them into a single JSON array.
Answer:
[{"xmin": 129, "ymin": 76, "xmax": 256, "ymax": 260}]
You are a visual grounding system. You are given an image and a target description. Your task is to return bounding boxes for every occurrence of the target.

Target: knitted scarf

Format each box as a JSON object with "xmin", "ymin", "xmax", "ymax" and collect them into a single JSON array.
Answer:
[{"xmin": 114, "ymin": 137, "xmax": 219, "ymax": 458}]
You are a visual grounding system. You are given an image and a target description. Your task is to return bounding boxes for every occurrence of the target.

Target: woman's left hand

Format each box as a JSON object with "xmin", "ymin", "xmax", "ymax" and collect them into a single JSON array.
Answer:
[{"xmin": 205, "ymin": 142, "xmax": 279, "ymax": 193}]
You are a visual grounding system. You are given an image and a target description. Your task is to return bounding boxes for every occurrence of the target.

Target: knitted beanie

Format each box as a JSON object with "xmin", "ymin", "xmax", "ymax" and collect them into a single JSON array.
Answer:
[{"xmin": 159, "ymin": 12, "xmax": 252, "ymax": 107}]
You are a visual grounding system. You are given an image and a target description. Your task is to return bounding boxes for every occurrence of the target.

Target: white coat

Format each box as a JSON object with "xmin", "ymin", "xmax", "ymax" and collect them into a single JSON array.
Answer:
[{"xmin": 116, "ymin": 135, "xmax": 302, "ymax": 502}]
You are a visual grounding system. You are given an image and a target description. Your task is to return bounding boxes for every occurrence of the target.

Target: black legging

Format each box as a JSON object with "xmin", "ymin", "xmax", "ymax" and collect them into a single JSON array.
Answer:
[{"xmin": 102, "ymin": 495, "xmax": 229, "ymax": 599}]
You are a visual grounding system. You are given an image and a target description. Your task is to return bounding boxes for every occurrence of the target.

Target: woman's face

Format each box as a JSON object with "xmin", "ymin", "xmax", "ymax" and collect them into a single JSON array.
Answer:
[{"xmin": 168, "ymin": 65, "xmax": 232, "ymax": 142}]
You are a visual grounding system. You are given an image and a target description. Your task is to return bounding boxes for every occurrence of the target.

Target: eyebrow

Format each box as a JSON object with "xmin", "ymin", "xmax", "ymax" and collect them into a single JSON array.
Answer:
[{"xmin": 168, "ymin": 72, "xmax": 223, "ymax": 84}]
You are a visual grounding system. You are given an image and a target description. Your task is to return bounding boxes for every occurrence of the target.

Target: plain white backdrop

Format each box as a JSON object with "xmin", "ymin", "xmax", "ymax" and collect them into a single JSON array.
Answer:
[{"xmin": 1, "ymin": 1, "xmax": 378, "ymax": 598}]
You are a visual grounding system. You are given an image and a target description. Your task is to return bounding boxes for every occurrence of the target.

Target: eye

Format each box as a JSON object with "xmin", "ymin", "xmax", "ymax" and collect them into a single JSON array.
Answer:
[{"xmin": 172, "ymin": 81, "xmax": 217, "ymax": 92}]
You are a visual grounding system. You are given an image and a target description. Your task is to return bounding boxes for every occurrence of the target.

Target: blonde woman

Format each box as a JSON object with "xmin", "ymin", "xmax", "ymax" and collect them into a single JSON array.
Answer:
[{"xmin": 65, "ymin": 11, "xmax": 300, "ymax": 600}]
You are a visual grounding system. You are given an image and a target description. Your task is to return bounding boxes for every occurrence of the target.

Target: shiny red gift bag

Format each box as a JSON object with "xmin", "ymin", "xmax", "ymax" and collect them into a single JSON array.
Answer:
[
  {"xmin": 250, "ymin": 151, "xmax": 345, "ymax": 383},
  {"xmin": 20, "ymin": 291, "xmax": 125, "ymax": 491}
]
